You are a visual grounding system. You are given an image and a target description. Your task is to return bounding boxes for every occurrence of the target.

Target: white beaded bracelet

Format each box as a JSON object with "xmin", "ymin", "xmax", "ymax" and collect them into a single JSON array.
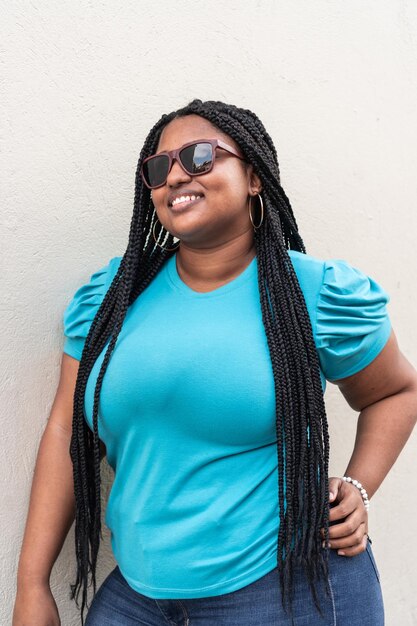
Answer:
[{"xmin": 342, "ymin": 476, "xmax": 370, "ymax": 511}]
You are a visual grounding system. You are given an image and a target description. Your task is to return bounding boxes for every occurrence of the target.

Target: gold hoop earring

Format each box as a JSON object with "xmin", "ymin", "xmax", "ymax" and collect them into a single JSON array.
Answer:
[
  {"xmin": 249, "ymin": 193, "xmax": 264, "ymax": 230},
  {"xmin": 152, "ymin": 218, "xmax": 180, "ymax": 251}
]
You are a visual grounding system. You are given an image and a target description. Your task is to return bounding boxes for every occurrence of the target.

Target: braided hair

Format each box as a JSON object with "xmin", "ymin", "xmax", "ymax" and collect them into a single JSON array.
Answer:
[{"xmin": 69, "ymin": 98, "xmax": 332, "ymax": 624}]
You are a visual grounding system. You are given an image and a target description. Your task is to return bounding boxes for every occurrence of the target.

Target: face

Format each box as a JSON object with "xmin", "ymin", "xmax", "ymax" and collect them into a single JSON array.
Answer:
[{"xmin": 150, "ymin": 114, "xmax": 262, "ymax": 248}]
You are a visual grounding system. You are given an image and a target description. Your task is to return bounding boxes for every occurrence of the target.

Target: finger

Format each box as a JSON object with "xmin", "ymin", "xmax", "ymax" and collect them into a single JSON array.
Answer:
[
  {"xmin": 320, "ymin": 508, "xmax": 367, "ymax": 539},
  {"xmin": 320, "ymin": 483, "xmax": 367, "ymax": 538},
  {"xmin": 322, "ymin": 521, "xmax": 367, "ymax": 551},
  {"xmin": 328, "ymin": 495, "xmax": 358, "ymax": 523},
  {"xmin": 336, "ymin": 531, "xmax": 367, "ymax": 557},
  {"xmin": 322, "ymin": 507, "xmax": 366, "ymax": 541},
  {"xmin": 328, "ymin": 476, "xmax": 342, "ymax": 501}
]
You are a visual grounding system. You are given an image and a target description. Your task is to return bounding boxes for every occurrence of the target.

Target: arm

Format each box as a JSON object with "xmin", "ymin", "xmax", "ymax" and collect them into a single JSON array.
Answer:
[
  {"xmin": 16, "ymin": 359, "xmax": 77, "ymax": 589},
  {"xmin": 339, "ymin": 328, "xmax": 417, "ymax": 499},
  {"xmin": 13, "ymin": 353, "xmax": 106, "ymax": 624},
  {"xmin": 322, "ymin": 328, "xmax": 417, "ymax": 554}
]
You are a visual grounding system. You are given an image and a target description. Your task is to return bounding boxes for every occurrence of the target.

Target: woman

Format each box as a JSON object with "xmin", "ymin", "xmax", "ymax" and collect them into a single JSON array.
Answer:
[{"xmin": 13, "ymin": 99, "xmax": 417, "ymax": 626}]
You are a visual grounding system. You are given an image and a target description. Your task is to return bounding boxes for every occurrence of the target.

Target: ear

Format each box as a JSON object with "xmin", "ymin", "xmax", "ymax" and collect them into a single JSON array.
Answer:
[{"xmin": 245, "ymin": 163, "xmax": 263, "ymax": 195}]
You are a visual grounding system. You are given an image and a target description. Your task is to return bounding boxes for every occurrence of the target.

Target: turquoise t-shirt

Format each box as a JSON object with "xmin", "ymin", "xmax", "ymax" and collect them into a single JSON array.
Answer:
[{"xmin": 62, "ymin": 250, "xmax": 391, "ymax": 599}]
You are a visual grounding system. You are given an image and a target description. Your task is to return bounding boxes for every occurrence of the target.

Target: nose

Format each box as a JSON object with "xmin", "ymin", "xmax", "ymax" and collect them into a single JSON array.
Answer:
[{"xmin": 166, "ymin": 156, "xmax": 192, "ymax": 187}]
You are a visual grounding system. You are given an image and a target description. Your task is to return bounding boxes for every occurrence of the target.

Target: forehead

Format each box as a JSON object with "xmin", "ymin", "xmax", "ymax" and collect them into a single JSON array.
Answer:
[{"xmin": 156, "ymin": 114, "xmax": 239, "ymax": 152}]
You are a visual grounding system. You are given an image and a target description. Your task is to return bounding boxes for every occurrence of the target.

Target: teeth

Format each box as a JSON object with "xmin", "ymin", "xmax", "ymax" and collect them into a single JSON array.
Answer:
[{"xmin": 172, "ymin": 194, "xmax": 202, "ymax": 206}]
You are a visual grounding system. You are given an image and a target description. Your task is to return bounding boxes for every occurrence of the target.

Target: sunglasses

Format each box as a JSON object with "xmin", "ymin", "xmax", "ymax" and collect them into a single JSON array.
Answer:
[{"xmin": 140, "ymin": 138, "xmax": 247, "ymax": 189}]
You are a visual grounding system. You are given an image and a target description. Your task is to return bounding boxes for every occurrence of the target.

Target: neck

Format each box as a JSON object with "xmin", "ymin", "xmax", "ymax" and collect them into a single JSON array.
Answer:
[{"xmin": 175, "ymin": 233, "xmax": 256, "ymax": 292}]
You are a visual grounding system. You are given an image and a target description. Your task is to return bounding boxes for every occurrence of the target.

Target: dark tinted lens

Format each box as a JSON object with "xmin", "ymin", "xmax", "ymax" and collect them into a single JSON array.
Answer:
[
  {"xmin": 180, "ymin": 142, "xmax": 213, "ymax": 174},
  {"xmin": 143, "ymin": 154, "xmax": 169, "ymax": 187}
]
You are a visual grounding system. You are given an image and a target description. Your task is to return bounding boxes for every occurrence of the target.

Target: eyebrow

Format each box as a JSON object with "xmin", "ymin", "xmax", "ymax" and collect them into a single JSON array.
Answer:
[{"xmin": 154, "ymin": 139, "xmax": 212, "ymax": 156}]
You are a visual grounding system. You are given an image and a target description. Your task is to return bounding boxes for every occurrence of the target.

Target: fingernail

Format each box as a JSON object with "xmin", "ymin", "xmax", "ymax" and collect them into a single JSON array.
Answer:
[
  {"xmin": 338, "ymin": 551, "xmax": 345, "ymax": 556},
  {"xmin": 329, "ymin": 492, "xmax": 335, "ymax": 499}
]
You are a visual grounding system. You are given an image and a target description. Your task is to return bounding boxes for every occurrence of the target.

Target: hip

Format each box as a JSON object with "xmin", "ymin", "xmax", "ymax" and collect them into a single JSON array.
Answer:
[{"xmin": 85, "ymin": 537, "xmax": 383, "ymax": 626}]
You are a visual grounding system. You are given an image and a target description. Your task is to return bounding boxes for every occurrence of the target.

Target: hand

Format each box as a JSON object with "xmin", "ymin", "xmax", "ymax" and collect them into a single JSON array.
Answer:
[
  {"xmin": 320, "ymin": 476, "xmax": 368, "ymax": 557},
  {"xmin": 12, "ymin": 582, "xmax": 61, "ymax": 626}
]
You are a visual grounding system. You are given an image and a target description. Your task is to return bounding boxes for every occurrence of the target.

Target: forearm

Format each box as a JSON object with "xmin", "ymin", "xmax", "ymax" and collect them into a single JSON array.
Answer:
[
  {"xmin": 344, "ymin": 384, "xmax": 417, "ymax": 500},
  {"xmin": 16, "ymin": 422, "xmax": 76, "ymax": 589}
]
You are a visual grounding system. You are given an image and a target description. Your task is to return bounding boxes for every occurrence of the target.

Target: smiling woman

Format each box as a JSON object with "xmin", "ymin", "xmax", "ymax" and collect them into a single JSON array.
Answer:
[{"xmin": 13, "ymin": 98, "xmax": 417, "ymax": 626}]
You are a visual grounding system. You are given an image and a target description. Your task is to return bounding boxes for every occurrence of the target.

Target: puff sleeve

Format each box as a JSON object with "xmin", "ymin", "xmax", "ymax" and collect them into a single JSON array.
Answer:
[
  {"xmin": 315, "ymin": 259, "xmax": 392, "ymax": 382},
  {"xmin": 63, "ymin": 256, "xmax": 122, "ymax": 360}
]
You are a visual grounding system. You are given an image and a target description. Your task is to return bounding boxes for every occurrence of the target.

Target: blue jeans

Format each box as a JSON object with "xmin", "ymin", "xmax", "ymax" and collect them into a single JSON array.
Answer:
[{"xmin": 85, "ymin": 537, "xmax": 384, "ymax": 625}]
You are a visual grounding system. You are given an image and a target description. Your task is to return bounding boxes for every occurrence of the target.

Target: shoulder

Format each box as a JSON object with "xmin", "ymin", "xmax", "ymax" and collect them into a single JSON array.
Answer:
[
  {"xmin": 314, "ymin": 255, "xmax": 391, "ymax": 381},
  {"xmin": 62, "ymin": 255, "xmax": 123, "ymax": 360},
  {"xmin": 287, "ymin": 249, "xmax": 326, "ymax": 293},
  {"xmin": 287, "ymin": 249, "xmax": 390, "ymax": 311},
  {"xmin": 287, "ymin": 250, "xmax": 392, "ymax": 382}
]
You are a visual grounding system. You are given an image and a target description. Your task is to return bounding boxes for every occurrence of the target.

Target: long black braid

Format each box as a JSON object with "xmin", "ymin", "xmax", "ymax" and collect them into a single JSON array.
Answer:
[{"xmin": 68, "ymin": 98, "xmax": 332, "ymax": 624}]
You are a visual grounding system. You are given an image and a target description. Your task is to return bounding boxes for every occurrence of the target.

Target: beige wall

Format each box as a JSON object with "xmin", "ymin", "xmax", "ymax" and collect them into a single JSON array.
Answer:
[{"xmin": 3, "ymin": 2, "xmax": 417, "ymax": 624}]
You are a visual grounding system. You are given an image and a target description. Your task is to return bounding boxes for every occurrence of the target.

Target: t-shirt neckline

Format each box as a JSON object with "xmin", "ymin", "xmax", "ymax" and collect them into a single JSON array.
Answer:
[{"xmin": 166, "ymin": 253, "xmax": 257, "ymax": 299}]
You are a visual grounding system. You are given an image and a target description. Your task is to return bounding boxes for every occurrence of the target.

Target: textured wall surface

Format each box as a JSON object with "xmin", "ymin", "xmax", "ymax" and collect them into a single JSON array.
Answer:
[{"xmin": 2, "ymin": 2, "xmax": 417, "ymax": 625}]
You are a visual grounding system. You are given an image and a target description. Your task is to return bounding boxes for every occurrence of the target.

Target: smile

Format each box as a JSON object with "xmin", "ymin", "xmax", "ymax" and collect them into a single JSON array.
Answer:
[{"xmin": 170, "ymin": 195, "xmax": 204, "ymax": 211}]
